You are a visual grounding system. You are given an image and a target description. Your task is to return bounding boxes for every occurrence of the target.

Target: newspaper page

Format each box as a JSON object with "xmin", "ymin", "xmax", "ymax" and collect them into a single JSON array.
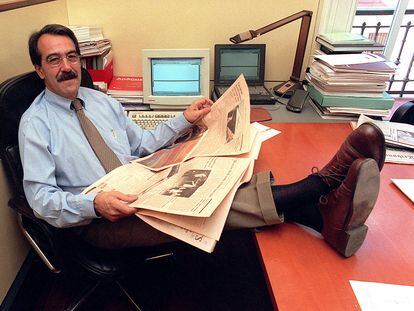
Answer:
[
  {"xmin": 134, "ymin": 74, "xmax": 251, "ymax": 171},
  {"xmin": 83, "ymin": 156, "xmax": 250, "ymax": 217},
  {"xmin": 357, "ymin": 114, "xmax": 414, "ymax": 150}
]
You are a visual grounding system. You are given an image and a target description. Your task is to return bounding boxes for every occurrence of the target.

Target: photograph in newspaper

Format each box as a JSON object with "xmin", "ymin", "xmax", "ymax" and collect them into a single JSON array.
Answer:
[
  {"xmin": 162, "ymin": 169, "xmax": 210, "ymax": 198},
  {"xmin": 397, "ymin": 129, "xmax": 414, "ymax": 146},
  {"xmin": 134, "ymin": 74, "xmax": 252, "ymax": 171},
  {"xmin": 133, "ymin": 157, "xmax": 250, "ymax": 217}
]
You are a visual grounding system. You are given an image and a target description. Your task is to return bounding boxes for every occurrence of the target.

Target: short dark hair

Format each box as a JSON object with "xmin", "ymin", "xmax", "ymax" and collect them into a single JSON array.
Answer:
[{"xmin": 28, "ymin": 24, "xmax": 81, "ymax": 66}]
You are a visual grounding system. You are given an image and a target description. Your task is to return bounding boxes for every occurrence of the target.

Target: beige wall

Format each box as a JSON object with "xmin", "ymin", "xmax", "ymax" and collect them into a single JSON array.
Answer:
[
  {"xmin": 66, "ymin": 0, "xmax": 321, "ymax": 82},
  {"xmin": 0, "ymin": 0, "xmax": 68, "ymax": 303},
  {"xmin": 0, "ymin": 0, "xmax": 68, "ymax": 81}
]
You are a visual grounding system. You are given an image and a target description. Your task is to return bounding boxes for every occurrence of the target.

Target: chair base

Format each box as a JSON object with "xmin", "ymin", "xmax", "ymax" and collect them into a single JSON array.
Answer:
[{"xmin": 63, "ymin": 279, "xmax": 142, "ymax": 311}]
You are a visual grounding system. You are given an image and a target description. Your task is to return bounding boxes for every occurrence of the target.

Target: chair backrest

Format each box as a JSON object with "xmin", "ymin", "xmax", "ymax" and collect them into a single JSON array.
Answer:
[
  {"xmin": 390, "ymin": 101, "xmax": 414, "ymax": 125},
  {"xmin": 0, "ymin": 68, "xmax": 94, "ymax": 196}
]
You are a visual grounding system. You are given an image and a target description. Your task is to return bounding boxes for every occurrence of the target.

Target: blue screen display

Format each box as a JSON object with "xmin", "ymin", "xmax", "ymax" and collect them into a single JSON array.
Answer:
[{"xmin": 151, "ymin": 58, "xmax": 201, "ymax": 96}]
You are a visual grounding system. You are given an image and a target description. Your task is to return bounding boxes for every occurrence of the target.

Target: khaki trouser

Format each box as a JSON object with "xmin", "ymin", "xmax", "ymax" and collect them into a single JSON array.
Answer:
[{"xmin": 72, "ymin": 171, "xmax": 283, "ymax": 249}]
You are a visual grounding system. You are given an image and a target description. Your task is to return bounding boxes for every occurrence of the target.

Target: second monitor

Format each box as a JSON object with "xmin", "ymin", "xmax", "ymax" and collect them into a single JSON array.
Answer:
[
  {"xmin": 214, "ymin": 44, "xmax": 276, "ymax": 105},
  {"xmin": 142, "ymin": 49, "xmax": 210, "ymax": 110}
]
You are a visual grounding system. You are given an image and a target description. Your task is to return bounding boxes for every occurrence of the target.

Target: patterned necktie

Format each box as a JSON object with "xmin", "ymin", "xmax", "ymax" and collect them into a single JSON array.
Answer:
[{"xmin": 71, "ymin": 98, "xmax": 122, "ymax": 173}]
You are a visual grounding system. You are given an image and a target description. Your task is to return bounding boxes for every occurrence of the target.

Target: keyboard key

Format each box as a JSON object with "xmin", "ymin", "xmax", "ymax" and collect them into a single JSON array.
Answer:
[{"xmin": 129, "ymin": 111, "xmax": 182, "ymax": 130}]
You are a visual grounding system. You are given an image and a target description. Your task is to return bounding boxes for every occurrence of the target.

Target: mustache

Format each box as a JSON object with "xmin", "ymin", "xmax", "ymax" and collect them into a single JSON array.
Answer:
[{"xmin": 57, "ymin": 70, "xmax": 78, "ymax": 82}]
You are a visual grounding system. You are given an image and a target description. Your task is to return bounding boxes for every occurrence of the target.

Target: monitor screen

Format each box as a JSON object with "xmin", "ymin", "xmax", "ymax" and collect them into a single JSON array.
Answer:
[
  {"xmin": 219, "ymin": 49, "xmax": 260, "ymax": 80},
  {"xmin": 214, "ymin": 44, "xmax": 266, "ymax": 85},
  {"xmin": 142, "ymin": 49, "xmax": 210, "ymax": 110},
  {"xmin": 151, "ymin": 58, "xmax": 201, "ymax": 96}
]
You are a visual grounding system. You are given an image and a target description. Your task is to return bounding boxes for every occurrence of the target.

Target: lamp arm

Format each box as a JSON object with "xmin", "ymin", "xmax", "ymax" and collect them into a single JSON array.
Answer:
[
  {"xmin": 229, "ymin": 10, "xmax": 313, "ymax": 96},
  {"xmin": 254, "ymin": 10, "xmax": 312, "ymax": 36}
]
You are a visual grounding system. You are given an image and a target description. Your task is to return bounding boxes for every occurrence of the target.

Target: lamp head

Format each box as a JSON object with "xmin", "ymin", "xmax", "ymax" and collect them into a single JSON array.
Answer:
[{"xmin": 229, "ymin": 30, "xmax": 257, "ymax": 44}]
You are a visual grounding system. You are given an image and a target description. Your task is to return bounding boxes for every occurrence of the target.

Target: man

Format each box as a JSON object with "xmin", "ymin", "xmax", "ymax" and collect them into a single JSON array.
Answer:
[{"xmin": 19, "ymin": 24, "xmax": 385, "ymax": 257}]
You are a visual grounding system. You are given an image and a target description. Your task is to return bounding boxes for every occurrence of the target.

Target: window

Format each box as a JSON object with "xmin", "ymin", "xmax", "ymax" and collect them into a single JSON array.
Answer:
[{"xmin": 353, "ymin": 0, "xmax": 414, "ymax": 96}]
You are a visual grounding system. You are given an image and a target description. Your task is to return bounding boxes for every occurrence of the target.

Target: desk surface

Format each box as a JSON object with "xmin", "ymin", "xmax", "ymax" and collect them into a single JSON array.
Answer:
[
  {"xmin": 253, "ymin": 123, "xmax": 414, "ymax": 311},
  {"xmin": 256, "ymin": 100, "xmax": 348, "ymax": 124}
]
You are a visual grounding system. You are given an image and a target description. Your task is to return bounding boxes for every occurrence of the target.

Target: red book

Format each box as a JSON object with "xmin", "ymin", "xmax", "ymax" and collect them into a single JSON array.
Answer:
[
  {"xmin": 88, "ymin": 60, "xmax": 113, "ymax": 85},
  {"xmin": 108, "ymin": 76, "xmax": 143, "ymax": 96}
]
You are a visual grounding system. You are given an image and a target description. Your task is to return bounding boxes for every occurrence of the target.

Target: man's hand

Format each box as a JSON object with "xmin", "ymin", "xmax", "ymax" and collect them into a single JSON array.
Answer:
[
  {"xmin": 183, "ymin": 98, "xmax": 213, "ymax": 123},
  {"xmin": 93, "ymin": 191, "xmax": 138, "ymax": 222}
]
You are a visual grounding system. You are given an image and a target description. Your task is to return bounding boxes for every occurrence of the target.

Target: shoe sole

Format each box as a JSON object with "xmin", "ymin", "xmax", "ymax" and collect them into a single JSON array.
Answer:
[{"xmin": 335, "ymin": 159, "xmax": 380, "ymax": 257}]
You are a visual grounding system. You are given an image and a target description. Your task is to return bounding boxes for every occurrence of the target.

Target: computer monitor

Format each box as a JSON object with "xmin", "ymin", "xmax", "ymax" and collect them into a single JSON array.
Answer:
[
  {"xmin": 142, "ymin": 49, "xmax": 210, "ymax": 110},
  {"xmin": 214, "ymin": 44, "xmax": 265, "ymax": 85}
]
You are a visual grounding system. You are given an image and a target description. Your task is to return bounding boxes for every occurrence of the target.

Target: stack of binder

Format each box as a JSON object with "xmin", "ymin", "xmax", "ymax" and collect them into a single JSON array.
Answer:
[
  {"xmin": 315, "ymin": 32, "xmax": 384, "ymax": 54},
  {"xmin": 306, "ymin": 53, "xmax": 397, "ymax": 120}
]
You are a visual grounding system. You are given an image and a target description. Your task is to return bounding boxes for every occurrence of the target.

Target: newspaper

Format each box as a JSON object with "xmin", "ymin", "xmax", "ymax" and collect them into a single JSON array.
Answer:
[
  {"xmin": 84, "ymin": 156, "xmax": 251, "ymax": 217},
  {"xmin": 385, "ymin": 147, "xmax": 414, "ymax": 164},
  {"xmin": 134, "ymin": 74, "xmax": 251, "ymax": 171},
  {"xmin": 137, "ymin": 124, "xmax": 280, "ymax": 252},
  {"xmin": 357, "ymin": 114, "xmax": 414, "ymax": 150},
  {"xmin": 356, "ymin": 114, "xmax": 414, "ymax": 164},
  {"xmin": 82, "ymin": 75, "xmax": 280, "ymax": 252}
]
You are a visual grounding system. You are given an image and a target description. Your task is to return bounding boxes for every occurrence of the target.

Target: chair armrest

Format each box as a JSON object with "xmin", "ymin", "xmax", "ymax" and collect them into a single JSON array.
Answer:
[
  {"xmin": 390, "ymin": 101, "xmax": 414, "ymax": 125},
  {"xmin": 9, "ymin": 196, "xmax": 63, "ymax": 271},
  {"xmin": 9, "ymin": 195, "xmax": 37, "ymax": 219}
]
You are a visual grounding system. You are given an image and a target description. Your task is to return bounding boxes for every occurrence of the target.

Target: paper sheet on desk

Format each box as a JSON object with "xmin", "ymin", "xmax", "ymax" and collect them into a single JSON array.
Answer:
[
  {"xmin": 350, "ymin": 280, "xmax": 414, "ymax": 311},
  {"xmin": 391, "ymin": 179, "xmax": 414, "ymax": 203}
]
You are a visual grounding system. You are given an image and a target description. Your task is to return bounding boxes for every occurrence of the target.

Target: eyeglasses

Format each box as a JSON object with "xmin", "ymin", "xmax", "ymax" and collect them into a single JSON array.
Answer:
[{"xmin": 44, "ymin": 52, "xmax": 81, "ymax": 67}]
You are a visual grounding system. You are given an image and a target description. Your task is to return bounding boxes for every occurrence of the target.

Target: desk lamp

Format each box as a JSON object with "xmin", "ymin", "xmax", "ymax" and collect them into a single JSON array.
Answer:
[{"xmin": 230, "ymin": 10, "xmax": 312, "ymax": 96}]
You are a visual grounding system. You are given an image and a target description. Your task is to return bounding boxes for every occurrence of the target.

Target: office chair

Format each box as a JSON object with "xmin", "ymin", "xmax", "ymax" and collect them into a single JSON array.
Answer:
[
  {"xmin": 390, "ymin": 100, "xmax": 414, "ymax": 125},
  {"xmin": 0, "ymin": 68, "xmax": 175, "ymax": 310}
]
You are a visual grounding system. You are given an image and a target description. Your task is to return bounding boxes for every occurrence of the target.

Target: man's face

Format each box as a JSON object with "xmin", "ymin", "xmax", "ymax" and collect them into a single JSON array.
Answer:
[{"xmin": 35, "ymin": 34, "xmax": 81, "ymax": 100}]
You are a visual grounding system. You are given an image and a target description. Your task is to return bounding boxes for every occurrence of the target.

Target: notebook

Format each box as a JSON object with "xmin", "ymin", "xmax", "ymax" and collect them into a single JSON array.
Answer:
[{"xmin": 214, "ymin": 44, "xmax": 276, "ymax": 105}]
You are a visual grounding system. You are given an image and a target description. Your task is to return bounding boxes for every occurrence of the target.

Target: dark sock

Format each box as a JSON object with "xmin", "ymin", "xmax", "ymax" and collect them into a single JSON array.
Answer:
[
  {"xmin": 281, "ymin": 202, "xmax": 323, "ymax": 232},
  {"xmin": 271, "ymin": 175, "xmax": 329, "ymax": 232}
]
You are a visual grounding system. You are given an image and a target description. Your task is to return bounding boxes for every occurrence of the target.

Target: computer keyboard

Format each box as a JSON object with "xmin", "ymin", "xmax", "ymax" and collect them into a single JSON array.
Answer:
[
  {"xmin": 129, "ymin": 110, "xmax": 182, "ymax": 130},
  {"xmin": 215, "ymin": 85, "xmax": 276, "ymax": 105},
  {"xmin": 248, "ymin": 86, "xmax": 271, "ymax": 95}
]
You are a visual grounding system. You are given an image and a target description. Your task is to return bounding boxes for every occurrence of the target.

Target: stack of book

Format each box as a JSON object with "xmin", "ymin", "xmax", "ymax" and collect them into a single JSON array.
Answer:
[
  {"xmin": 69, "ymin": 25, "xmax": 114, "ymax": 91},
  {"xmin": 315, "ymin": 32, "xmax": 384, "ymax": 54},
  {"xmin": 306, "ymin": 53, "xmax": 397, "ymax": 120},
  {"xmin": 69, "ymin": 25, "xmax": 111, "ymax": 57},
  {"xmin": 107, "ymin": 76, "xmax": 145, "ymax": 110}
]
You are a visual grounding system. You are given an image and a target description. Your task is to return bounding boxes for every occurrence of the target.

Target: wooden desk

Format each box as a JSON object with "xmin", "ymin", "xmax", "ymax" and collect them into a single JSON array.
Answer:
[{"xmin": 253, "ymin": 123, "xmax": 414, "ymax": 311}]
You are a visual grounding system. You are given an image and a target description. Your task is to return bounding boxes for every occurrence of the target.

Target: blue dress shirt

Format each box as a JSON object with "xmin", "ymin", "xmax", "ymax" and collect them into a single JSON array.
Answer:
[{"xmin": 18, "ymin": 87, "xmax": 191, "ymax": 228}]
